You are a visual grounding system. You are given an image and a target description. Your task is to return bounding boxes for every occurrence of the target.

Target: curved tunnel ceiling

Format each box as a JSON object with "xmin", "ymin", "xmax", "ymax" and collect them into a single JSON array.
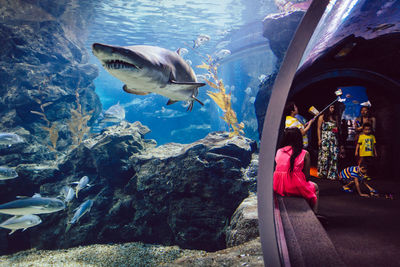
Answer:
[{"xmin": 292, "ymin": 0, "xmax": 400, "ymax": 96}]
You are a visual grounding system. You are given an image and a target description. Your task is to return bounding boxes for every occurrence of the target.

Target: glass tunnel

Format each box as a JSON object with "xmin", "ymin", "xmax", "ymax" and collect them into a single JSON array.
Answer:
[{"xmin": 0, "ymin": 0, "xmax": 399, "ymax": 266}]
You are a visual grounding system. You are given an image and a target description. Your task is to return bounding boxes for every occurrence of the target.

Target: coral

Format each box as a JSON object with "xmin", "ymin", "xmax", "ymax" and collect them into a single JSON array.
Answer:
[
  {"xmin": 197, "ymin": 56, "xmax": 244, "ymax": 137},
  {"xmin": 30, "ymin": 79, "xmax": 59, "ymax": 151},
  {"xmin": 67, "ymin": 90, "xmax": 93, "ymax": 148}
]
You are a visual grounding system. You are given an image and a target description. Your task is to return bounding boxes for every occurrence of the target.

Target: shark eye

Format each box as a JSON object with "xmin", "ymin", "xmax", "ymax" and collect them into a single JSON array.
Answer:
[{"xmin": 104, "ymin": 60, "xmax": 139, "ymax": 70}]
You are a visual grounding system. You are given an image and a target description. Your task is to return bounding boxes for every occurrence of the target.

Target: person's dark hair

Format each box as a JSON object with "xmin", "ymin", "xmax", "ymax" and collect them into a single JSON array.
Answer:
[
  {"xmin": 360, "ymin": 106, "xmax": 371, "ymax": 118},
  {"xmin": 280, "ymin": 127, "xmax": 303, "ymax": 173},
  {"xmin": 362, "ymin": 122, "xmax": 372, "ymax": 129},
  {"xmin": 284, "ymin": 101, "xmax": 296, "ymax": 117},
  {"xmin": 322, "ymin": 103, "xmax": 338, "ymax": 122}
]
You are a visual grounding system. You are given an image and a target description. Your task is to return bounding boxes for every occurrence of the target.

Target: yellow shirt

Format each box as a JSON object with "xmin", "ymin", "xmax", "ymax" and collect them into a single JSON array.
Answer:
[
  {"xmin": 358, "ymin": 134, "xmax": 376, "ymax": 157},
  {"xmin": 285, "ymin": 116, "xmax": 308, "ymax": 147}
]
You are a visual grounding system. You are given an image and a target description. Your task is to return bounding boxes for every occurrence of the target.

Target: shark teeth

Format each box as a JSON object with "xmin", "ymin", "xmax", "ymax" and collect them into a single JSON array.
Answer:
[{"xmin": 104, "ymin": 60, "xmax": 139, "ymax": 70}]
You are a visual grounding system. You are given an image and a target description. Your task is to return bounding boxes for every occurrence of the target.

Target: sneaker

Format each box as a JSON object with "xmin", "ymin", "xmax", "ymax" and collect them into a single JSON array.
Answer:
[{"xmin": 342, "ymin": 186, "xmax": 353, "ymax": 193}]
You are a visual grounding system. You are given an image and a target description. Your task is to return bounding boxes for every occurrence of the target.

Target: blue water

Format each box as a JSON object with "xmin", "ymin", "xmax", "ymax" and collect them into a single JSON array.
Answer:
[{"xmin": 86, "ymin": 0, "xmax": 277, "ymax": 144}]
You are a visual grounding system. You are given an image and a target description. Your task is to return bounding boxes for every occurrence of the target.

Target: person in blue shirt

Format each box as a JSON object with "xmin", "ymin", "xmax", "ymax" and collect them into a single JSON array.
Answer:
[{"xmin": 339, "ymin": 160, "xmax": 378, "ymax": 197}]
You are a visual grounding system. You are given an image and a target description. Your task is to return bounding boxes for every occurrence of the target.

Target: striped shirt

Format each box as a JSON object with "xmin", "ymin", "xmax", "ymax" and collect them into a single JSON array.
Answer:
[
  {"xmin": 285, "ymin": 116, "xmax": 308, "ymax": 147},
  {"xmin": 339, "ymin": 166, "xmax": 364, "ymax": 182}
]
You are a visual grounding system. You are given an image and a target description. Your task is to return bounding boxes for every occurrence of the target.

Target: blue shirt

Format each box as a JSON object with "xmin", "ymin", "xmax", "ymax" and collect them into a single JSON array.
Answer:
[{"xmin": 339, "ymin": 166, "xmax": 364, "ymax": 182}]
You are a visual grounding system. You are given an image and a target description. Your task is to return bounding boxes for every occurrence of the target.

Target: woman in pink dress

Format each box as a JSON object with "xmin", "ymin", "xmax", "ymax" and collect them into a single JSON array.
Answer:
[{"xmin": 273, "ymin": 127, "xmax": 319, "ymax": 212}]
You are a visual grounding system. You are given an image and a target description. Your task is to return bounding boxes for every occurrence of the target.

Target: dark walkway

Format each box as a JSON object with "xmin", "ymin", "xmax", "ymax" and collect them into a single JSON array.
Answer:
[{"xmin": 310, "ymin": 176, "xmax": 400, "ymax": 267}]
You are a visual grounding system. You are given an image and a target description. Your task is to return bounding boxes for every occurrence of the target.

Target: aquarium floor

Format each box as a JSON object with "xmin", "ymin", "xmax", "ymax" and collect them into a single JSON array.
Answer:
[{"xmin": 310, "ymin": 176, "xmax": 400, "ymax": 267}]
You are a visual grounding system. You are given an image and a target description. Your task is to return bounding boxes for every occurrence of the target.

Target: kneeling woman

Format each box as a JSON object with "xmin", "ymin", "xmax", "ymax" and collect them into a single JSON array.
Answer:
[{"xmin": 273, "ymin": 127, "xmax": 319, "ymax": 213}]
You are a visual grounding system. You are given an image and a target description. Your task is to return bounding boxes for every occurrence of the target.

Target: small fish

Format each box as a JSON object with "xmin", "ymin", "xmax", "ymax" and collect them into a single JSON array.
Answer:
[
  {"xmin": 352, "ymin": 100, "xmax": 359, "ymax": 104},
  {"xmin": 60, "ymin": 186, "xmax": 75, "ymax": 203},
  {"xmin": 71, "ymin": 176, "xmax": 92, "ymax": 198},
  {"xmin": 258, "ymin": 74, "xmax": 266, "ymax": 82},
  {"xmin": 0, "ymin": 196, "xmax": 65, "ymax": 215},
  {"xmin": 367, "ymin": 23, "xmax": 395, "ymax": 33},
  {"xmin": 193, "ymin": 34, "xmax": 210, "ymax": 48},
  {"xmin": 0, "ymin": 215, "xmax": 42, "ymax": 235},
  {"xmin": 176, "ymin": 48, "xmax": 188, "ymax": 57},
  {"xmin": 249, "ymin": 97, "xmax": 256, "ymax": 104},
  {"xmin": 214, "ymin": 49, "xmax": 231, "ymax": 60},
  {"xmin": 185, "ymin": 59, "xmax": 192, "ymax": 66},
  {"xmin": 66, "ymin": 199, "xmax": 93, "ymax": 232},
  {"xmin": 245, "ymin": 87, "xmax": 252, "ymax": 95},
  {"xmin": 0, "ymin": 133, "xmax": 24, "ymax": 147},
  {"xmin": 0, "ymin": 166, "xmax": 18, "ymax": 180},
  {"xmin": 102, "ymin": 103, "xmax": 125, "ymax": 123}
]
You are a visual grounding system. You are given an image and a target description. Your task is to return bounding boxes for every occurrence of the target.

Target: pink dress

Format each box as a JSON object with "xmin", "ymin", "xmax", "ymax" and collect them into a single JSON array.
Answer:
[{"xmin": 273, "ymin": 146, "xmax": 317, "ymax": 206}]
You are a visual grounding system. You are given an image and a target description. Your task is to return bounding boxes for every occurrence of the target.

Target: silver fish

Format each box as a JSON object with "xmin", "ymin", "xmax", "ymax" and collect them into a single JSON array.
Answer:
[
  {"xmin": 66, "ymin": 199, "xmax": 93, "ymax": 232},
  {"xmin": 0, "ymin": 197, "xmax": 65, "ymax": 215},
  {"xmin": 0, "ymin": 166, "xmax": 18, "ymax": 180},
  {"xmin": 92, "ymin": 43, "xmax": 205, "ymax": 111},
  {"xmin": 72, "ymin": 176, "xmax": 91, "ymax": 198},
  {"xmin": 60, "ymin": 185, "xmax": 75, "ymax": 203},
  {"xmin": 193, "ymin": 34, "xmax": 210, "ymax": 48},
  {"xmin": 0, "ymin": 214, "xmax": 42, "ymax": 235},
  {"xmin": 102, "ymin": 102, "xmax": 125, "ymax": 123}
]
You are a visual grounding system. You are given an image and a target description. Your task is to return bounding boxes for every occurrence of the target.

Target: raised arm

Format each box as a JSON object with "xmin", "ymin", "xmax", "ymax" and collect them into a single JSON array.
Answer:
[{"xmin": 317, "ymin": 116, "xmax": 323, "ymax": 146}]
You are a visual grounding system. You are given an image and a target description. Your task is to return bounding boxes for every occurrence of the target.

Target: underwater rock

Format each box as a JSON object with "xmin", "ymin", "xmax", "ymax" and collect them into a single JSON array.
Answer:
[
  {"xmin": 126, "ymin": 132, "xmax": 257, "ymax": 251},
  {"xmin": 225, "ymin": 194, "xmax": 259, "ymax": 248},
  {"xmin": 254, "ymin": 72, "xmax": 278, "ymax": 138},
  {"xmin": 0, "ymin": 0, "xmax": 101, "ymax": 150},
  {"xmin": 262, "ymin": 11, "xmax": 305, "ymax": 63},
  {"xmin": 255, "ymin": 11, "xmax": 304, "ymax": 138},
  {"xmin": 0, "ymin": 123, "xmax": 258, "ymax": 254}
]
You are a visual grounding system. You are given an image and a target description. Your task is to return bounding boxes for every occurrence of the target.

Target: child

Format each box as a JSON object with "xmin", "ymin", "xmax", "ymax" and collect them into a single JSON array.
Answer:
[
  {"xmin": 355, "ymin": 122, "xmax": 377, "ymax": 164},
  {"xmin": 273, "ymin": 127, "xmax": 319, "ymax": 212},
  {"xmin": 339, "ymin": 160, "xmax": 378, "ymax": 197}
]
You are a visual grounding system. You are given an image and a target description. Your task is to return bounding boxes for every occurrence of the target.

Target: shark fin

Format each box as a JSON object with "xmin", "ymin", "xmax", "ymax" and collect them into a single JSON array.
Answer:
[
  {"xmin": 9, "ymin": 229, "xmax": 16, "ymax": 235},
  {"xmin": 170, "ymin": 80, "xmax": 206, "ymax": 88},
  {"xmin": 167, "ymin": 99, "xmax": 178, "ymax": 105},
  {"xmin": 192, "ymin": 96, "xmax": 204, "ymax": 106},
  {"xmin": 123, "ymin": 85, "xmax": 149, "ymax": 95}
]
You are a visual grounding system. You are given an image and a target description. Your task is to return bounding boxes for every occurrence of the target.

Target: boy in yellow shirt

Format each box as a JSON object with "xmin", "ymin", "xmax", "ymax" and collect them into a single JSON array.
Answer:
[{"xmin": 355, "ymin": 123, "xmax": 377, "ymax": 179}]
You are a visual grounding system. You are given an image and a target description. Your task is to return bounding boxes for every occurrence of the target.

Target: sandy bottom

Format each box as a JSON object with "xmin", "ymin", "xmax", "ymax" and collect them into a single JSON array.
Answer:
[{"xmin": 0, "ymin": 242, "xmax": 206, "ymax": 267}]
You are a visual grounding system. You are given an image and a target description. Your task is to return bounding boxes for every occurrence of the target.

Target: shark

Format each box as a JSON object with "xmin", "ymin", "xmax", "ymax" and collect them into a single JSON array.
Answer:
[{"xmin": 92, "ymin": 43, "xmax": 206, "ymax": 111}]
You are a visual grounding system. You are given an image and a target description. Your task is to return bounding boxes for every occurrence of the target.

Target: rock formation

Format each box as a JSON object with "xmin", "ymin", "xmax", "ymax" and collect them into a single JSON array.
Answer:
[
  {"xmin": 0, "ymin": 122, "xmax": 258, "ymax": 254},
  {"xmin": 0, "ymin": 0, "xmax": 101, "ymax": 154},
  {"xmin": 255, "ymin": 11, "xmax": 305, "ymax": 138}
]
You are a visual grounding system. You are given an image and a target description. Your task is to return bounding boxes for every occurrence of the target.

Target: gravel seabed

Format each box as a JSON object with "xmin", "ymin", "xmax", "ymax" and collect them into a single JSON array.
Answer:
[{"xmin": 0, "ymin": 242, "xmax": 206, "ymax": 267}]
